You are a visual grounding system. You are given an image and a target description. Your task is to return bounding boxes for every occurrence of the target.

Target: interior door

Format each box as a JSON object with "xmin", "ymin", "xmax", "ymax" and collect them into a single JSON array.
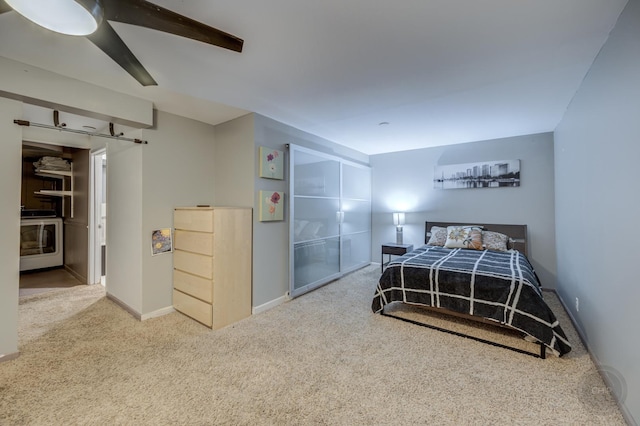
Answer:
[{"xmin": 289, "ymin": 146, "xmax": 341, "ymax": 297}]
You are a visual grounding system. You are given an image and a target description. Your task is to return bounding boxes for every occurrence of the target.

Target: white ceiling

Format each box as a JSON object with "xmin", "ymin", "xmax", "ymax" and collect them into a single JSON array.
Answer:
[{"xmin": 0, "ymin": 1, "xmax": 629, "ymax": 155}]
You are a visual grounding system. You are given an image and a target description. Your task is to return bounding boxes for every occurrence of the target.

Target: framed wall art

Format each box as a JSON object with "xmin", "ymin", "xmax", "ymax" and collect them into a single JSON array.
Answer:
[
  {"xmin": 259, "ymin": 147, "xmax": 284, "ymax": 180},
  {"xmin": 434, "ymin": 159, "xmax": 520, "ymax": 189},
  {"xmin": 259, "ymin": 191, "xmax": 284, "ymax": 221}
]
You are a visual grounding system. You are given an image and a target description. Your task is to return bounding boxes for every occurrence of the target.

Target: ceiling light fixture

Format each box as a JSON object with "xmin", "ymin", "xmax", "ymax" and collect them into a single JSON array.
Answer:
[{"xmin": 6, "ymin": 0, "xmax": 103, "ymax": 36}]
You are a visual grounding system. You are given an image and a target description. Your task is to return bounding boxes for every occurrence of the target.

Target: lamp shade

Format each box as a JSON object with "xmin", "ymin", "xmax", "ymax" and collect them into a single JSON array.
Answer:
[
  {"xmin": 392, "ymin": 212, "xmax": 405, "ymax": 226},
  {"xmin": 7, "ymin": 0, "xmax": 103, "ymax": 36}
]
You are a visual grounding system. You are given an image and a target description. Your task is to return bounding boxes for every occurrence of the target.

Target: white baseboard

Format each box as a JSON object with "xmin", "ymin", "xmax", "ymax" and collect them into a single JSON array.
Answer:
[
  {"xmin": 107, "ymin": 293, "xmax": 175, "ymax": 321},
  {"xmin": 0, "ymin": 351, "xmax": 20, "ymax": 363},
  {"xmin": 554, "ymin": 289, "xmax": 636, "ymax": 426},
  {"xmin": 252, "ymin": 294, "xmax": 289, "ymax": 315},
  {"xmin": 106, "ymin": 292, "xmax": 142, "ymax": 320},
  {"xmin": 552, "ymin": 289, "xmax": 588, "ymax": 348},
  {"xmin": 64, "ymin": 265, "xmax": 87, "ymax": 284},
  {"xmin": 141, "ymin": 306, "xmax": 175, "ymax": 321}
]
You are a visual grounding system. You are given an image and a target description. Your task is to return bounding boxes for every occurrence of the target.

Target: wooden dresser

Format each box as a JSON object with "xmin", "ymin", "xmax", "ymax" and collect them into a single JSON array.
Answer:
[{"xmin": 172, "ymin": 206, "xmax": 252, "ymax": 329}]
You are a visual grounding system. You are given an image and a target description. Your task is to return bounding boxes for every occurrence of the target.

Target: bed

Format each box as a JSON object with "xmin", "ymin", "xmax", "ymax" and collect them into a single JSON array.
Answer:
[{"xmin": 372, "ymin": 221, "xmax": 571, "ymax": 358}]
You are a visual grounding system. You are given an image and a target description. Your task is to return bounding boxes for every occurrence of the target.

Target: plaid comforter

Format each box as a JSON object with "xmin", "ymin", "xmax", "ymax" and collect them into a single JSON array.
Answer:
[{"xmin": 372, "ymin": 246, "xmax": 571, "ymax": 356}]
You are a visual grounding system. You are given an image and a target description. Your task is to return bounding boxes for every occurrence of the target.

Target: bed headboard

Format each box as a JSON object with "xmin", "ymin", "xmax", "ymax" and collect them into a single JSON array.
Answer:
[{"xmin": 425, "ymin": 221, "xmax": 528, "ymax": 256}]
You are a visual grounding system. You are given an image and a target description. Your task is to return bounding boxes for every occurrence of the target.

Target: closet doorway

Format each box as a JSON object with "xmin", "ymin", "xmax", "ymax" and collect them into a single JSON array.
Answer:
[
  {"xmin": 19, "ymin": 142, "xmax": 88, "ymax": 297},
  {"xmin": 18, "ymin": 105, "xmax": 113, "ymax": 298}
]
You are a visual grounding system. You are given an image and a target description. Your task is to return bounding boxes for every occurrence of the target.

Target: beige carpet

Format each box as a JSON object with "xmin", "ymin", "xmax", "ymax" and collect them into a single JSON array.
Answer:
[{"xmin": 1, "ymin": 265, "xmax": 626, "ymax": 425}]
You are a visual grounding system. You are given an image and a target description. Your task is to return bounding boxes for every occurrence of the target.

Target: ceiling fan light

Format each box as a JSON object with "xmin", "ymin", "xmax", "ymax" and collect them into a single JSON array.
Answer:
[{"xmin": 7, "ymin": 0, "xmax": 103, "ymax": 36}]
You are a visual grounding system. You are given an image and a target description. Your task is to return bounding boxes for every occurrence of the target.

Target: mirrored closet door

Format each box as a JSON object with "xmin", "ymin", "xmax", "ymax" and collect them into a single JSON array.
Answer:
[{"xmin": 289, "ymin": 144, "xmax": 371, "ymax": 298}]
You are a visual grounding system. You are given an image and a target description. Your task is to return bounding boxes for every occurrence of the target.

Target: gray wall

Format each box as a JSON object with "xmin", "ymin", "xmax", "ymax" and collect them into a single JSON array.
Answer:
[
  {"xmin": 140, "ymin": 110, "xmax": 217, "ymax": 314},
  {"xmin": 106, "ymin": 138, "xmax": 144, "ymax": 312},
  {"xmin": 252, "ymin": 114, "xmax": 368, "ymax": 308},
  {"xmin": 0, "ymin": 59, "xmax": 152, "ymax": 360},
  {"xmin": 370, "ymin": 133, "xmax": 558, "ymax": 288},
  {"xmin": 106, "ymin": 110, "xmax": 218, "ymax": 317},
  {"xmin": 554, "ymin": 0, "xmax": 640, "ymax": 423},
  {"xmin": 214, "ymin": 113, "xmax": 255, "ymax": 207},
  {"xmin": 215, "ymin": 113, "xmax": 369, "ymax": 309},
  {"xmin": 0, "ymin": 97, "xmax": 22, "ymax": 360}
]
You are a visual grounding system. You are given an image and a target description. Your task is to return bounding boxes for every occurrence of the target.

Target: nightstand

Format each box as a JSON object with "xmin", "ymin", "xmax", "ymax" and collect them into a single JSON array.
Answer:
[{"xmin": 381, "ymin": 243, "xmax": 413, "ymax": 272}]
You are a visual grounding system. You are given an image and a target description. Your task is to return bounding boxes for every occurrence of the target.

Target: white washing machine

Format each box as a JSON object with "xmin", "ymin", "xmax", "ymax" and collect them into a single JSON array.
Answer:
[{"xmin": 19, "ymin": 217, "xmax": 63, "ymax": 271}]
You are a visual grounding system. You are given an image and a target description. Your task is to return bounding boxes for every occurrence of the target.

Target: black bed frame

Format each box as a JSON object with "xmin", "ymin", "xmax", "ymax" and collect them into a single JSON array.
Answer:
[{"xmin": 379, "ymin": 221, "xmax": 546, "ymax": 359}]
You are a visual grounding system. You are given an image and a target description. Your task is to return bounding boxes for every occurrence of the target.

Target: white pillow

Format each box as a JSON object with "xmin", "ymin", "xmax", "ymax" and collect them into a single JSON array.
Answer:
[
  {"xmin": 426, "ymin": 226, "xmax": 447, "ymax": 246},
  {"xmin": 482, "ymin": 230, "xmax": 509, "ymax": 252},
  {"xmin": 444, "ymin": 226, "xmax": 483, "ymax": 250}
]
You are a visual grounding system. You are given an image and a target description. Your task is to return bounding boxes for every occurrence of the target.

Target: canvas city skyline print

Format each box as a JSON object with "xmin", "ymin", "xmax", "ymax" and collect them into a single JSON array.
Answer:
[{"xmin": 434, "ymin": 159, "xmax": 520, "ymax": 189}]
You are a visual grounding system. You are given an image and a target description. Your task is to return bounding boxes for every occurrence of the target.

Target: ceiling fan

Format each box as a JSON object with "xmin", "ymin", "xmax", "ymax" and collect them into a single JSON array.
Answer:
[{"xmin": 0, "ymin": 0, "xmax": 244, "ymax": 86}]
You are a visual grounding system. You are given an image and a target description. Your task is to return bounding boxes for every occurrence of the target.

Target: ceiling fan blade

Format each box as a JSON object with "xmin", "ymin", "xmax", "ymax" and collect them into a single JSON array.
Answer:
[
  {"xmin": 0, "ymin": 1, "xmax": 12, "ymax": 14},
  {"xmin": 102, "ymin": 0, "xmax": 243, "ymax": 53},
  {"xmin": 87, "ymin": 20, "xmax": 157, "ymax": 86}
]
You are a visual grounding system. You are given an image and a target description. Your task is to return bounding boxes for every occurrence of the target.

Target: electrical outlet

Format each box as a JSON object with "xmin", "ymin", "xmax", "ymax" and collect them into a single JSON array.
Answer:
[{"xmin": 575, "ymin": 297, "xmax": 579, "ymax": 312}]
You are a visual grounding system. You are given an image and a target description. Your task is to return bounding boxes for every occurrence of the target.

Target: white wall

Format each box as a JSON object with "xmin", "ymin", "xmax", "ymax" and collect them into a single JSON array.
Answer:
[
  {"xmin": 554, "ymin": 0, "xmax": 640, "ymax": 423},
  {"xmin": 0, "ymin": 57, "xmax": 222, "ymax": 355},
  {"xmin": 214, "ymin": 113, "xmax": 255, "ymax": 207},
  {"xmin": 0, "ymin": 56, "xmax": 152, "ymax": 128},
  {"xmin": 252, "ymin": 114, "xmax": 369, "ymax": 307},
  {"xmin": 0, "ymin": 97, "xmax": 22, "ymax": 360},
  {"xmin": 370, "ymin": 133, "xmax": 558, "ymax": 288},
  {"xmin": 140, "ymin": 110, "xmax": 217, "ymax": 314},
  {"xmin": 105, "ymin": 139, "xmax": 144, "ymax": 313},
  {"xmin": 0, "ymin": 60, "xmax": 154, "ymax": 360},
  {"xmin": 213, "ymin": 113, "xmax": 369, "ymax": 309},
  {"xmin": 106, "ymin": 110, "xmax": 220, "ymax": 317}
]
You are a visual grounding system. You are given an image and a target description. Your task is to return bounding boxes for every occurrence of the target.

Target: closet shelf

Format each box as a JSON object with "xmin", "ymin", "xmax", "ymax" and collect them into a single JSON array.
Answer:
[
  {"xmin": 32, "ymin": 164, "xmax": 74, "ymax": 218},
  {"xmin": 35, "ymin": 190, "xmax": 73, "ymax": 197},
  {"xmin": 35, "ymin": 170, "xmax": 72, "ymax": 179}
]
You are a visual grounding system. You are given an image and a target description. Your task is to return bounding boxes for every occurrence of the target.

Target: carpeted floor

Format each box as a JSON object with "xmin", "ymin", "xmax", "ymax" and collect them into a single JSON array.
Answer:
[{"xmin": 1, "ymin": 265, "xmax": 627, "ymax": 425}]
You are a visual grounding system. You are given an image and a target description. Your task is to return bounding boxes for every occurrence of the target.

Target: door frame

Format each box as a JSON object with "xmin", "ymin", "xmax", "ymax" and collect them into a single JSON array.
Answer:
[{"xmin": 89, "ymin": 148, "xmax": 106, "ymax": 285}]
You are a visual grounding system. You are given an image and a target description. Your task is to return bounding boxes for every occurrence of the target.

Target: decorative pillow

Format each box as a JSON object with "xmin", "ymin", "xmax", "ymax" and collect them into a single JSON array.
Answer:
[
  {"xmin": 444, "ymin": 226, "xmax": 483, "ymax": 250},
  {"xmin": 482, "ymin": 230, "xmax": 509, "ymax": 252},
  {"xmin": 426, "ymin": 226, "xmax": 447, "ymax": 246}
]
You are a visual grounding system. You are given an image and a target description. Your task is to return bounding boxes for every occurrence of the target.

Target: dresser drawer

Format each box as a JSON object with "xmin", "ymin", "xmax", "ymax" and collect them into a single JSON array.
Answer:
[
  {"xmin": 173, "ymin": 269, "xmax": 213, "ymax": 303},
  {"xmin": 173, "ymin": 289, "xmax": 212, "ymax": 327},
  {"xmin": 174, "ymin": 208, "xmax": 213, "ymax": 232},
  {"xmin": 174, "ymin": 250, "xmax": 213, "ymax": 279},
  {"xmin": 174, "ymin": 230, "xmax": 214, "ymax": 256}
]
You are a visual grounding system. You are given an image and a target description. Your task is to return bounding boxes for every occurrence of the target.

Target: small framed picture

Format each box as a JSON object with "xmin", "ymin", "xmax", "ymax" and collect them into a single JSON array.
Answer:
[
  {"xmin": 151, "ymin": 228, "xmax": 173, "ymax": 255},
  {"xmin": 259, "ymin": 191, "xmax": 284, "ymax": 221},
  {"xmin": 259, "ymin": 146, "xmax": 284, "ymax": 180}
]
